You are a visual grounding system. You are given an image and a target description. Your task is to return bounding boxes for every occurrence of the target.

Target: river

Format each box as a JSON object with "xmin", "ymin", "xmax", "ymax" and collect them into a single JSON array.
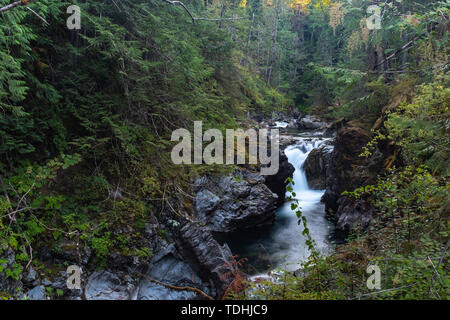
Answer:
[{"xmin": 216, "ymin": 126, "xmax": 335, "ymax": 276}]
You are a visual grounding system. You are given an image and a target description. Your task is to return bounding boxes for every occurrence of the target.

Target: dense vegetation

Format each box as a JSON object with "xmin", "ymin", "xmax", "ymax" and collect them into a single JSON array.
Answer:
[
  {"xmin": 238, "ymin": 0, "xmax": 450, "ymax": 300},
  {"xmin": 0, "ymin": 0, "xmax": 448, "ymax": 300}
]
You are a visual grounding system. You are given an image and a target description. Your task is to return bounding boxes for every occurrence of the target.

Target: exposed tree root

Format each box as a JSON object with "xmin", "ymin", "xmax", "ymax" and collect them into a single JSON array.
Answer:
[{"xmin": 135, "ymin": 272, "xmax": 214, "ymax": 300}]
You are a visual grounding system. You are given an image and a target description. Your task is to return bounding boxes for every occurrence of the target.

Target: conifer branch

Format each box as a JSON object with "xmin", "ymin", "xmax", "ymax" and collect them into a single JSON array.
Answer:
[{"xmin": 162, "ymin": 0, "xmax": 195, "ymax": 23}]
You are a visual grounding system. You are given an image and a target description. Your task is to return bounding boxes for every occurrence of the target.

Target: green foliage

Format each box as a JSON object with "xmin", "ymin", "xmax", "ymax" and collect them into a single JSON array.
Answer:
[
  {"xmin": 0, "ymin": 0, "xmax": 448, "ymax": 301},
  {"xmin": 91, "ymin": 233, "xmax": 113, "ymax": 267},
  {"xmin": 384, "ymin": 79, "xmax": 450, "ymax": 175}
]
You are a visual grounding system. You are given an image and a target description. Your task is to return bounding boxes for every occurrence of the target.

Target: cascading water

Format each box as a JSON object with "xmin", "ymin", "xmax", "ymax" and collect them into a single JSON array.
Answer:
[
  {"xmin": 218, "ymin": 134, "xmax": 334, "ymax": 275},
  {"xmin": 273, "ymin": 139, "xmax": 332, "ymax": 271}
]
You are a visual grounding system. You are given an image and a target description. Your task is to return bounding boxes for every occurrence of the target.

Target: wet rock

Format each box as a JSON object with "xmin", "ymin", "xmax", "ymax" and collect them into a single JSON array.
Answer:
[
  {"xmin": 271, "ymin": 111, "xmax": 288, "ymax": 121},
  {"xmin": 27, "ymin": 285, "xmax": 47, "ymax": 300},
  {"xmin": 41, "ymin": 278, "xmax": 52, "ymax": 286},
  {"xmin": 335, "ymin": 196, "xmax": 374, "ymax": 231},
  {"xmin": 286, "ymin": 119, "xmax": 297, "ymax": 129},
  {"xmin": 178, "ymin": 222, "xmax": 233, "ymax": 293},
  {"xmin": 321, "ymin": 124, "xmax": 373, "ymax": 232},
  {"xmin": 137, "ymin": 252, "xmax": 204, "ymax": 300},
  {"xmin": 265, "ymin": 150, "xmax": 295, "ymax": 206},
  {"xmin": 194, "ymin": 168, "xmax": 278, "ymax": 232},
  {"xmin": 303, "ymin": 144, "xmax": 333, "ymax": 190},
  {"xmin": 322, "ymin": 123, "xmax": 337, "ymax": 138},
  {"xmin": 279, "ymin": 135, "xmax": 297, "ymax": 149},
  {"xmin": 297, "ymin": 115, "xmax": 326, "ymax": 130}
]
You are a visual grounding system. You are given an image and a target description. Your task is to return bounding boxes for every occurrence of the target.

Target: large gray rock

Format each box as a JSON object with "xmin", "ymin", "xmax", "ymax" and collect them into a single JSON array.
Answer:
[
  {"xmin": 322, "ymin": 125, "xmax": 371, "ymax": 215},
  {"xmin": 27, "ymin": 285, "xmax": 47, "ymax": 300},
  {"xmin": 196, "ymin": 190, "xmax": 221, "ymax": 213},
  {"xmin": 297, "ymin": 115, "xmax": 326, "ymax": 130},
  {"xmin": 265, "ymin": 150, "xmax": 295, "ymax": 206},
  {"xmin": 178, "ymin": 222, "xmax": 233, "ymax": 293},
  {"xmin": 85, "ymin": 271, "xmax": 136, "ymax": 300},
  {"xmin": 335, "ymin": 196, "xmax": 374, "ymax": 231},
  {"xmin": 194, "ymin": 169, "xmax": 278, "ymax": 232},
  {"xmin": 137, "ymin": 252, "xmax": 204, "ymax": 300},
  {"xmin": 303, "ymin": 143, "xmax": 333, "ymax": 190}
]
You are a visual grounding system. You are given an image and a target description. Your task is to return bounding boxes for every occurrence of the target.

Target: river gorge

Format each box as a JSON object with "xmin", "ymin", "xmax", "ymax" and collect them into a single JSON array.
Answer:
[
  {"xmin": 10, "ymin": 115, "xmax": 355, "ymax": 300},
  {"xmin": 216, "ymin": 126, "xmax": 335, "ymax": 276}
]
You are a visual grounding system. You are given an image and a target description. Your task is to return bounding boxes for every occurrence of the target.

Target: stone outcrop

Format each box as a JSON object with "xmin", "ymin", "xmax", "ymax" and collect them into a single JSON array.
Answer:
[
  {"xmin": 85, "ymin": 270, "xmax": 136, "ymax": 300},
  {"xmin": 16, "ymin": 215, "xmax": 233, "ymax": 300},
  {"xmin": 194, "ymin": 168, "xmax": 278, "ymax": 232},
  {"xmin": 80, "ymin": 223, "xmax": 234, "ymax": 300},
  {"xmin": 334, "ymin": 197, "xmax": 374, "ymax": 231},
  {"xmin": 297, "ymin": 115, "xmax": 327, "ymax": 130},
  {"xmin": 321, "ymin": 123, "xmax": 374, "ymax": 231},
  {"xmin": 177, "ymin": 223, "xmax": 233, "ymax": 293},
  {"xmin": 265, "ymin": 150, "xmax": 295, "ymax": 206},
  {"xmin": 303, "ymin": 143, "xmax": 333, "ymax": 190},
  {"xmin": 137, "ymin": 240, "xmax": 216, "ymax": 300},
  {"xmin": 27, "ymin": 285, "xmax": 47, "ymax": 300}
]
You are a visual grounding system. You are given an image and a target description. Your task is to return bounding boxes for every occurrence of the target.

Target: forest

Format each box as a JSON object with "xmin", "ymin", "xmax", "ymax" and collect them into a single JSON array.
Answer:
[{"xmin": 0, "ymin": 0, "xmax": 448, "ymax": 301}]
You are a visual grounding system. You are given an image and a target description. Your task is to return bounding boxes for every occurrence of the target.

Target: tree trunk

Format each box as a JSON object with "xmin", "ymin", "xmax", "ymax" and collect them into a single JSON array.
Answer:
[
  {"xmin": 242, "ymin": 13, "xmax": 255, "ymax": 66},
  {"xmin": 219, "ymin": 0, "xmax": 225, "ymax": 29},
  {"xmin": 401, "ymin": 32, "xmax": 409, "ymax": 71},
  {"xmin": 266, "ymin": 1, "xmax": 281, "ymax": 86}
]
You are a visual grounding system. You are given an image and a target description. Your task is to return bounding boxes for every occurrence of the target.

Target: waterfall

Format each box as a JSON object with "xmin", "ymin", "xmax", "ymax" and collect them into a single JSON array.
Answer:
[
  {"xmin": 219, "ymin": 135, "xmax": 334, "ymax": 276},
  {"xmin": 282, "ymin": 140, "xmax": 325, "ymax": 213}
]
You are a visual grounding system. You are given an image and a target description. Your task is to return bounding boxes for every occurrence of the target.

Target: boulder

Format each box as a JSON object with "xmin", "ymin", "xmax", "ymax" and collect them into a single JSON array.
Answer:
[
  {"xmin": 194, "ymin": 168, "xmax": 278, "ymax": 232},
  {"xmin": 303, "ymin": 143, "xmax": 333, "ymax": 190},
  {"xmin": 286, "ymin": 119, "xmax": 297, "ymax": 129},
  {"xmin": 321, "ymin": 124, "xmax": 374, "ymax": 233},
  {"xmin": 297, "ymin": 115, "xmax": 326, "ymax": 130},
  {"xmin": 177, "ymin": 222, "xmax": 233, "ymax": 293},
  {"xmin": 322, "ymin": 123, "xmax": 337, "ymax": 138},
  {"xmin": 137, "ymin": 250, "xmax": 205, "ymax": 300},
  {"xmin": 85, "ymin": 270, "xmax": 136, "ymax": 300},
  {"xmin": 265, "ymin": 150, "xmax": 295, "ymax": 206},
  {"xmin": 335, "ymin": 196, "xmax": 374, "ymax": 231},
  {"xmin": 27, "ymin": 285, "xmax": 47, "ymax": 300}
]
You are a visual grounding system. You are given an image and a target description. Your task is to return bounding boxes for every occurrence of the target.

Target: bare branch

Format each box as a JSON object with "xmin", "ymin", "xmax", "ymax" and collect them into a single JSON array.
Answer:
[
  {"xmin": 0, "ymin": 0, "xmax": 29, "ymax": 13},
  {"xmin": 136, "ymin": 272, "xmax": 214, "ymax": 300},
  {"xmin": 26, "ymin": 5, "xmax": 48, "ymax": 25},
  {"xmin": 194, "ymin": 17, "xmax": 245, "ymax": 22},
  {"xmin": 162, "ymin": 0, "xmax": 195, "ymax": 23},
  {"xmin": 373, "ymin": 37, "xmax": 419, "ymax": 69}
]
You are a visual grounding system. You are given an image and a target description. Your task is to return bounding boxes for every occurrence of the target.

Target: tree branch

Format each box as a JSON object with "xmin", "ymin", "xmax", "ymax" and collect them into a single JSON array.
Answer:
[
  {"xmin": 26, "ymin": 4, "xmax": 48, "ymax": 24},
  {"xmin": 373, "ymin": 37, "xmax": 419, "ymax": 70},
  {"xmin": 135, "ymin": 272, "xmax": 214, "ymax": 300},
  {"xmin": 0, "ymin": 0, "xmax": 29, "ymax": 13},
  {"xmin": 162, "ymin": 0, "xmax": 195, "ymax": 23},
  {"xmin": 194, "ymin": 17, "xmax": 245, "ymax": 22}
]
